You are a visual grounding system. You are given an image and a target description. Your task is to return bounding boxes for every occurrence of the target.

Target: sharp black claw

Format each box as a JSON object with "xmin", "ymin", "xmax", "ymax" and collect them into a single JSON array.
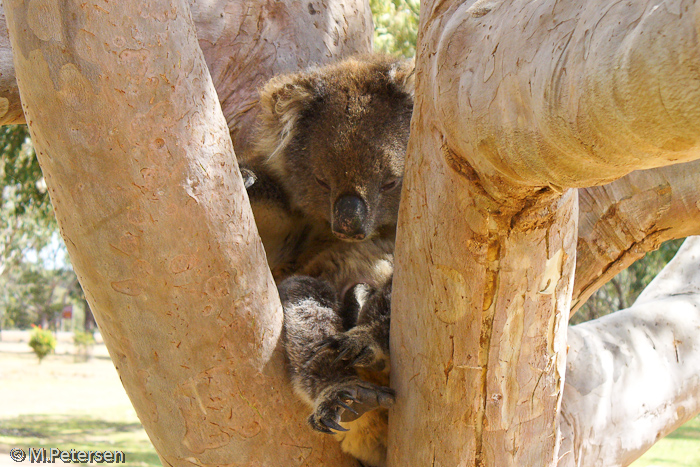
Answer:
[
  {"xmin": 322, "ymin": 418, "xmax": 348, "ymax": 432},
  {"xmin": 338, "ymin": 390, "xmax": 360, "ymax": 404},
  {"xmin": 332, "ymin": 347, "xmax": 352, "ymax": 365},
  {"xmin": 314, "ymin": 340, "xmax": 334, "ymax": 353},
  {"xmin": 316, "ymin": 425, "xmax": 334, "ymax": 434},
  {"xmin": 338, "ymin": 400, "xmax": 358, "ymax": 415},
  {"xmin": 309, "ymin": 416, "xmax": 335, "ymax": 434},
  {"xmin": 351, "ymin": 348, "xmax": 370, "ymax": 366},
  {"xmin": 304, "ymin": 340, "xmax": 335, "ymax": 368}
]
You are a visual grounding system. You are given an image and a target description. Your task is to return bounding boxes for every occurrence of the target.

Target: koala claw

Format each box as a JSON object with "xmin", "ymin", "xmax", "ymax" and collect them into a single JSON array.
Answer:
[
  {"xmin": 332, "ymin": 346, "xmax": 355, "ymax": 365},
  {"xmin": 324, "ymin": 418, "xmax": 349, "ymax": 432},
  {"xmin": 309, "ymin": 381, "xmax": 395, "ymax": 434},
  {"xmin": 338, "ymin": 399, "xmax": 359, "ymax": 415}
]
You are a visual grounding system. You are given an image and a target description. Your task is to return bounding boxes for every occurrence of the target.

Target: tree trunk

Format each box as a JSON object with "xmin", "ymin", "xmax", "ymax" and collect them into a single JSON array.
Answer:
[
  {"xmin": 389, "ymin": 0, "xmax": 700, "ymax": 465},
  {"xmin": 560, "ymin": 236, "xmax": 700, "ymax": 467},
  {"xmin": 4, "ymin": 1, "xmax": 359, "ymax": 465}
]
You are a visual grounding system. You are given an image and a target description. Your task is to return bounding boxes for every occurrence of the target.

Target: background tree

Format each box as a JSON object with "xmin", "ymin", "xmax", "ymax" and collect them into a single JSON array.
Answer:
[
  {"xmin": 370, "ymin": 0, "xmax": 419, "ymax": 57},
  {"xmin": 0, "ymin": 124, "xmax": 65, "ymax": 333},
  {"xmin": 0, "ymin": 125, "xmax": 53, "ymax": 275}
]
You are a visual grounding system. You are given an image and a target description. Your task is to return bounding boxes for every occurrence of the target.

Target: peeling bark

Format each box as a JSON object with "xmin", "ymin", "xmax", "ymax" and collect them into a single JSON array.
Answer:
[
  {"xmin": 560, "ymin": 237, "xmax": 700, "ymax": 467},
  {"xmin": 389, "ymin": 126, "xmax": 578, "ymax": 465},
  {"xmin": 573, "ymin": 161, "xmax": 700, "ymax": 313},
  {"xmin": 4, "ymin": 1, "xmax": 358, "ymax": 465}
]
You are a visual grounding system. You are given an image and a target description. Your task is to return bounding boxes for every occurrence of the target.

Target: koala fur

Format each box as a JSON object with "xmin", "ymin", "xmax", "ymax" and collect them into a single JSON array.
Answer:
[{"xmin": 243, "ymin": 54, "xmax": 413, "ymax": 467}]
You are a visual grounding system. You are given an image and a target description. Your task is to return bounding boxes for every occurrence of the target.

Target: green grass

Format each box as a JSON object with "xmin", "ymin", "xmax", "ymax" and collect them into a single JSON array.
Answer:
[
  {"xmin": 1, "ymin": 412, "xmax": 698, "ymax": 467},
  {"xmin": 0, "ymin": 414, "xmax": 160, "ymax": 466},
  {"xmin": 631, "ymin": 416, "xmax": 700, "ymax": 467}
]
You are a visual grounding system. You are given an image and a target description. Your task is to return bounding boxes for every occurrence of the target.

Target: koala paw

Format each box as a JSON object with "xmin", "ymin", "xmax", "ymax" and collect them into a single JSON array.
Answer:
[
  {"xmin": 239, "ymin": 167, "xmax": 257, "ymax": 189},
  {"xmin": 312, "ymin": 326, "xmax": 387, "ymax": 371},
  {"xmin": 309, "ymin": 380, "xmax": 395, "ymax": 434}
]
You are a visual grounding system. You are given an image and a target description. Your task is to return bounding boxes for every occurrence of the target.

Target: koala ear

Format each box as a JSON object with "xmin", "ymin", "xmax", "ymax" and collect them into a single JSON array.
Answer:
[
  {"xmin": 387, "ymin": 58, "xmax": 415, "ymax": 97},
  {"xmin": 255, "ymin": 73, "xmax": 321, "ymax": 165}
]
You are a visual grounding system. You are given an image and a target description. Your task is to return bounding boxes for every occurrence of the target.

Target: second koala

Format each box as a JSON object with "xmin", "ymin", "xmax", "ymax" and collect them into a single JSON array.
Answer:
[{"xmin": 243, "ymin": 54, "xmax": 414, "ymax": 467}]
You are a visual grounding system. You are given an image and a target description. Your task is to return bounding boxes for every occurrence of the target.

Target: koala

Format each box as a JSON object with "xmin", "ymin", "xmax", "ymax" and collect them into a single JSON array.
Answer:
[
  {"xmin": 243, "ymin": 54, "xmax": 413, "ymax": 281},
  {"xmin": 243, "ymin": 54, "xmax": 414, "ymax": 467}
]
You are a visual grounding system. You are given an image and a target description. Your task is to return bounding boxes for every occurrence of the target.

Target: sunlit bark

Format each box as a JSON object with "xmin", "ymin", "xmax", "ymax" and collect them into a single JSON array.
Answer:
[
  {"xmin": 573, "ymin": 161, "xmax": 700, "ymax": 313},
  {"xmin": 560, "ymin": 237, "xmax": 700, "ymax": 467}
]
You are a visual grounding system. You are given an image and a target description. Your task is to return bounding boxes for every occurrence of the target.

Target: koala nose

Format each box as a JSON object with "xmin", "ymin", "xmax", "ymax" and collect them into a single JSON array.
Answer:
[{"xmin": 332, "ymin": 195, "xmax": 369, "ymax": 240}]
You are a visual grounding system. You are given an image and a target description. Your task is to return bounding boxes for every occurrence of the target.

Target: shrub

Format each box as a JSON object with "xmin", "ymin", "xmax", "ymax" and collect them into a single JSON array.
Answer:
[{"xmin": 28, "ymin": 325, "xmax": 56, "ymax": 363}]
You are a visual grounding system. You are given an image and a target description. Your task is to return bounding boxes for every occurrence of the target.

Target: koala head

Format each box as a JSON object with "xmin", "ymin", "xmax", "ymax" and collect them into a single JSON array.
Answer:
[{"xmin": 254, "ymin": 54, "xmax": 414, "ymax": 242}]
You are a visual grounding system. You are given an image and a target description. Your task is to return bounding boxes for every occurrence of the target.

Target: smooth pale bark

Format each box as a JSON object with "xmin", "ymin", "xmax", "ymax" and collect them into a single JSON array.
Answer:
[
  {"xmin": 560, "ymin": 237, "xmax": 700, "ymax": 467},
  {"xmin": 0, "ymin": 1, "xmax": 373, "ymax": 153},
  {"xmin": 573, "ymin": 161, "xmax": 700, "ymax": 313},
  {"xmin": 428, "ymin": 0, "xmax": 700, "ymax": 196},
  {"xmin": 4, "ymin": 1, "xmax": 357, "ymax": 466},
  {"xmin": 390, "ymin": 0, "xmax": 700, "ymax": 465}
]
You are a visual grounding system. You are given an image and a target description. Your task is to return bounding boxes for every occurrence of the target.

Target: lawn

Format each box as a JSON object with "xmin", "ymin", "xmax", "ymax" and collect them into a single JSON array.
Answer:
[
  {"xmin": 0, "ymin": 331, "xmax": 159, "ymax": 466},
  {"xmin": 1, "ymin": 330, "xmax": 697, "ymax": 467},
  {"xmin": 0, "ymin": 413, "xmax": 159, "ymax": 467},
  {"xmin": 631, "ymin": 416, "xmax": 700, "ymax": 467}
]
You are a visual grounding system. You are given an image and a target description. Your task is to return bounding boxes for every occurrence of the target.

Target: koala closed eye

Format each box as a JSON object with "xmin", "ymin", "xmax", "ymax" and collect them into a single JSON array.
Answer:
[
  {"xmin": 315, "ymin": 175, "xmax": 331, "ymax": 191},
  {"xmin": 381, "ymin": 179, "xmax": 400, "ymax": 192}
]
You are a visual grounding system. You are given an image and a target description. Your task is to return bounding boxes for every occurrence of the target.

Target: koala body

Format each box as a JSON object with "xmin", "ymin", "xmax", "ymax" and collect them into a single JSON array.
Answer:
[{"xmin": 244, "ymin": 54, "xmax": 413, "ymax": 467}]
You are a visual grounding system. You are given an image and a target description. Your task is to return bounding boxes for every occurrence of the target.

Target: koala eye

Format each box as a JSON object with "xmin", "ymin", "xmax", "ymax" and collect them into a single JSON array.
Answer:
[
  {"xmin": 315, "ymin": 176, "xmax": 331, "ymax": 191},
  {"xmin": 381, "ymin": 178, "xmax": 400, "ymax": 192}
]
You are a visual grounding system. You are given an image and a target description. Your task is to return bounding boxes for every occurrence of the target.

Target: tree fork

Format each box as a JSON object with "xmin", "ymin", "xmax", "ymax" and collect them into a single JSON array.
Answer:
[
  {"xmin": 389, "ymin": 0, "xmax": 700, "ymax": 464},
  {"xmin": 4, "ymin": 1, "xmax": 356, "ymax": 465}
]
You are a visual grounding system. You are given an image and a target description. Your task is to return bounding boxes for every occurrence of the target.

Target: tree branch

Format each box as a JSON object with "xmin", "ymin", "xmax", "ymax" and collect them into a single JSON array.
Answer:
[
  {"xmin": 390, "ymin": 0, "xmax": 700, "ymax": 465},
  {"xmin": 425, "ymin": 0, "xmax": 700, "ymax": 197},
  {"xmin": 560, "ymin": 237, "xmax": 700, "ymax": 467},
  {"xmin": 573, "ymin": 160, "xmax": 700, "ymax": 313}
]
